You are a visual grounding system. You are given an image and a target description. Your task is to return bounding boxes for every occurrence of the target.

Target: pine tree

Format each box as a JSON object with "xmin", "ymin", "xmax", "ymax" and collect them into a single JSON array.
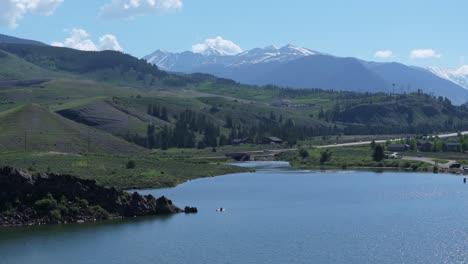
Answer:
[
  {"xmin": 161, "ymin": 107, "xmax": 168, "ymax": 121},
  {"xmin": 372, "ymin": 145, "xmax": 385, "ymax": 161},
  {"xmin": 147, "ymin": 104, "xmax": 153, "ymax": 115},
  {"xmin": 160, "ymin": 125, "xmax": 169, "ymax": 150}
]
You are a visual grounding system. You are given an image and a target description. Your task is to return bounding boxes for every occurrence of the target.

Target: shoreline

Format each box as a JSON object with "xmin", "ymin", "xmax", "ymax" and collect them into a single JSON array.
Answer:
[
  {"xmin": 0, "ymin": 167, "xmax": 197, "ymax": 228},
  {"xmin": 288, "ymin": 164, "xmax": 465, "ymax": 175}
]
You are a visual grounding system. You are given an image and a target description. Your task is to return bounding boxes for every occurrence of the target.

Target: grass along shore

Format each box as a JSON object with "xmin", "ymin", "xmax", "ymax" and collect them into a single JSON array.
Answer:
[
  {"xmin": 0, "ymin": 151, "xmax": 253, "ymax": 190},
  {"xmin": 277, "ymin": 145, "xmax": 435, "ymax": 172}
]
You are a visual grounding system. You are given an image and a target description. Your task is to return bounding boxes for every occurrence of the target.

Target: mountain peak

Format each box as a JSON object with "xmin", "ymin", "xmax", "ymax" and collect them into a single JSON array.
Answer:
[
  {"xmin": 428, "ymin": 66, "xmax": 468, "ymax": 89},
  {"xmin": 196, "ymin": 46, "xmax": 231, "ymax": 56},
  {"xmin": 279, "ymin": 44, "xmax": 316, "ymax": 56}
]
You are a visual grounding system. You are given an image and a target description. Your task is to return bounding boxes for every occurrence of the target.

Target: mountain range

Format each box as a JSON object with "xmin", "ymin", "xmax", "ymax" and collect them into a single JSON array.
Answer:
[
  {"xmin": 1, "ymin": 32, "xmax": 467, "ymax": 104},
  {"xmin": 145, "ymin": 45, "xmax": 468, "ymax": 104}
]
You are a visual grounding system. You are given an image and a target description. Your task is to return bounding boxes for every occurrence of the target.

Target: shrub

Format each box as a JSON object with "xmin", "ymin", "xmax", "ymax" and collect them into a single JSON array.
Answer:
[
  {"xmin": 90, "ymin": 205, "xmax": 110, "ymax": 219},
  {"xmin": 320, "ymin": 150, "xmax": 332, "ymax": 165},
  {"xmin": 69, "ymin": 205, "xmax": 80, "ymax": 214},
  {"xmin": 126, "ymin": 160, "xmax": 136, "ymax": 169},
  {"xmin": 34, "ymin": 194, "xmax": 57, "ymax": 211},
  {"xmin": 57, "ymin": 204, "xmax": 69, "ymax": 215},
  {"xmin": 299, "ymin": 148, "xmax": 309, "ymax": 159},
  {"xmin": 76, "ymin": 198, "xmax": 89, "ymax": 208},
  {"xmin": 49, "ymin": 209, "xmax": 62, "ymax": 221},
  {"xmin": 197, "ymin": 141, "xmax": 206, "ymax": 149},
  {"xmin": 411, "ymin": 163, "xmax": 420, "ymax": 171}
]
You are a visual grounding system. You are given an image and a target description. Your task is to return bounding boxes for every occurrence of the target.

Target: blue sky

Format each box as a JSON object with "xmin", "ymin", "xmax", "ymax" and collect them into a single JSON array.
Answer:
[{"xmin": 1, "ymin": 0, "xmax": 467, "ymax": 68}]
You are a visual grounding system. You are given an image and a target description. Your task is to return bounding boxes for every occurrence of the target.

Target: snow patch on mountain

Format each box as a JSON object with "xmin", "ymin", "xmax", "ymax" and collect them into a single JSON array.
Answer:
[
  {"xmin": 428, "ymin": 66, "xmax": 468, "ymax": 89},
  {"xmin": 144, "ymin": 44, "xmax": 319, "ymax": 70}
]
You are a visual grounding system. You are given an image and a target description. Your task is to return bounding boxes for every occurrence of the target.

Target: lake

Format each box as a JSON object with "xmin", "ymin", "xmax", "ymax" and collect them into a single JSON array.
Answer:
[{"xmin": 2, "ymin": 161, "xmax": 468, "ymax": 264}]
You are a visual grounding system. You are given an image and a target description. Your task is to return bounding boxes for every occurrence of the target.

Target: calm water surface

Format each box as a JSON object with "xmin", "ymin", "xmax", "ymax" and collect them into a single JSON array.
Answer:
[{"xmin": 2, "ymin": 161, "xmax": 468, "ymax": 264}]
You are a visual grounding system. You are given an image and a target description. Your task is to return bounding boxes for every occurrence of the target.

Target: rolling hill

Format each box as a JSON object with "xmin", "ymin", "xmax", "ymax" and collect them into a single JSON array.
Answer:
[
  {"xmin": 0, "ymin": 104, "xmax": 146, "ymax": 154},
  {"xmin": 1, "ymin": 36, "xmax": 468, "ymax": 154},
  {"xmin": 0, "ymin": 43, "xmax": 167, "ymax": 87},
  {"xmin": 0, "ymin": 34, "xmax": 46, "ymax": 46}
]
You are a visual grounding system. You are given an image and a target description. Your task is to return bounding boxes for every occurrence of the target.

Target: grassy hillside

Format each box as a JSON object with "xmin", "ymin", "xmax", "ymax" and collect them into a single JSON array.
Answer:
[
  {"xmin": 0, "ymin": 44, "xmax": 166, "ymax": 87},
  {"xmin": 333, "ymin": 94, "xmax": 463, "ymax": 134},
  {"xmin": 0, "ymin": 34, "xmax": 46, "ymax": 46},
  {"xmin": 55, "ymin": 98, "xmax": 151, "ymax": 137},
  {"xmin": 0, "ymin": 104, "xmax": 145, "ymax": 154},
  {"xmin": 0, "ymin": 50, "xmax": 67, "ymax": 79}
]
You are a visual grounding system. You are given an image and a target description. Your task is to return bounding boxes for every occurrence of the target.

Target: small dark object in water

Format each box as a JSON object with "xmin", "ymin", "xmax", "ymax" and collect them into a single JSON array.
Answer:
[
  {"xmin": 464, "ymin": 178, "xmax": 466, "ymax": 184},
  {"xmin": 216, "ymin": 207, "xmax": 225, "ymax": 212},
  {"xmin": 184, "ymin": 206, "xmax": 198, "ymax": 214}
]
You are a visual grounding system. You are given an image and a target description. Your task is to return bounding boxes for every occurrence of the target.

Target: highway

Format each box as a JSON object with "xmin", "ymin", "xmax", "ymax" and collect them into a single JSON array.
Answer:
[{"xmin": 316, "ymin": 131, "xmax": 468, "ymax": 149}]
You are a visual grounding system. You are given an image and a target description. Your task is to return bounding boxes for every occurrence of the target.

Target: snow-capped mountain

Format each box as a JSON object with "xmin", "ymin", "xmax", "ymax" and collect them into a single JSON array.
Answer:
[
  {"xmin": 144, "ymin": 44, "xmax": 318, "ymax": 70},
  {"xmin": 428, "ymin": 66, "xmax": 468, "ymax": 89},
  {"xmin": 232, "ymin": 45, "xmax": 319, "ymax": 65},
  {"xmin": 144, "ymin": 45, "xmax": 468, "ymax": 105}
]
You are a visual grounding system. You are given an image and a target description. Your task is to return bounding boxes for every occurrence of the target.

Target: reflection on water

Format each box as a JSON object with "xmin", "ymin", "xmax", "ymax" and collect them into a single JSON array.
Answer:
[
  {"xmin": 0, "ymin": 214, "xmax": 175, "ymax": 243},
  {"xmin": 228, "ymin": 160, "xmax": 291, "ymax": 169}
]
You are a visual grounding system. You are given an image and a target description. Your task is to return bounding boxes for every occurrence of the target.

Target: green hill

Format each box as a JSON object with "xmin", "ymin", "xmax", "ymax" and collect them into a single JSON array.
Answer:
[
  {"xmin": 1, "ymin": 42, "xmax": 468, "ymax": 152},
  {"xmin": 0, "ymin": 34, "xmax": 46, "ymax": 46},
  {"xmin": 55, "ymin": 97, "xmax": 152, "ymax": 137},
  {"xmin": 0, "ymin": 44, "xmax": 166, "ymax": 86},
  {"xmin": 0, "ymin": 50, "xmax": 66, "ymax": 79},
  {"xmin": 0, "ymin": 104, "xmax": 146, "ymax": 154}
]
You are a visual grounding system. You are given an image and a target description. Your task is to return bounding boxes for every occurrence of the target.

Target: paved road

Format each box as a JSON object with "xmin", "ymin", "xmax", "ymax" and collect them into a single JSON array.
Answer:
[
  {"xmin": 316, "ymin": 131, "xmax": 468, "ymax": 149},
  {"xmin": 402, "ymin": 156, "xmax": 456, "ymax": 168}
]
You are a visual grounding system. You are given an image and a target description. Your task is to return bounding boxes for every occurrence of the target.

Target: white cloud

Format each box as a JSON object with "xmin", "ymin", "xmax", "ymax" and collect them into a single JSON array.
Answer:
[
  {"xmin": 192, "ymin": 36, "xmax": 242, "ymax": 56},
  {"xmin": 410, "ymin": 49, "xmax": 442, "ymax": 59},
  {"xmin": 100, "ymin": 0, "xmax": 182, "ymax": 19},
  {"xmin": 51, "ymin": 28, "xmax": 98, "ymax": 51},
  {"xmin": 0, "ymin": 0, "xmax": 63, "ymax": 28},
  {"xmin": 99, "ymin": 34, "xmax": 123, "ymax": 52},
  {"xmin": 51, "ymin": 28, "xmax": 123, "ymax": 52},
  {"xmin": 374, "ymin": 50, "xmax": 393, "ymax": 59}
]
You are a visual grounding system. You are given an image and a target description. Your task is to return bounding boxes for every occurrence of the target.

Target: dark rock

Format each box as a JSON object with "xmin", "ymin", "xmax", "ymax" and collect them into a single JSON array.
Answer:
[
  {"xmin": 0, "ymin": 166, "xmax": 195, "ymax": 226},
  {"xmin": 156, "ymin": 196, "xmax": 183, "ymax": 214},
  {"xmin": 184, "ymin": 206, "xmax": 198, "ymax": 214}
]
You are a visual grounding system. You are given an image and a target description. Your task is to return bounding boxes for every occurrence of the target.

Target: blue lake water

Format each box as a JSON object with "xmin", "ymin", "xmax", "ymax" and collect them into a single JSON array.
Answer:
[{"xmin": 2, "ymin": 161, "xmax": 468, "ymax": 264}]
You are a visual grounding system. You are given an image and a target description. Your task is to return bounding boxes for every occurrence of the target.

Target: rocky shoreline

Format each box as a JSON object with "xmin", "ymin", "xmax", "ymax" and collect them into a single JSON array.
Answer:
[{"xmin": 0, "ymin": 167, "xmax": 197, "ymax": 227}]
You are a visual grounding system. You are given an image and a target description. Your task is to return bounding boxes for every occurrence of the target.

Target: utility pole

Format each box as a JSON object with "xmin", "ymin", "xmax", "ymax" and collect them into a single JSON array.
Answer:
[
  {"xmin": 87, "ymin": 129, "xmax": 91, "ymax": 154},
  {"xmin": 24, "ymin": 131, "xmax": 27, "ymax": 152},
  {"xmin": 87, "ymin": 129, "xmax": 91, "ymax": 170}
]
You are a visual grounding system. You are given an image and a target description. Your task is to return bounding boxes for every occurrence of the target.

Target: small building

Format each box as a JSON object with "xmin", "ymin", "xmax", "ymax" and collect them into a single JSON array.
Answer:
[
  {"xmin": 444, "ymin": 143, "xmax": 462, "ymax": 152},
  {"xmin": 231, "ymin": 137, "xmax": 250, "ymax": 146},
  {"xmin": 387, "ymin": 144, "xmax": 409, "ymax": 152},
  {"xmin": 267, "ymin": 137, "xmax": 283, "ymax": 144},
  {"xmin": 418, "ymin": 141, "xmax": 433, "ymax": 152}
]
